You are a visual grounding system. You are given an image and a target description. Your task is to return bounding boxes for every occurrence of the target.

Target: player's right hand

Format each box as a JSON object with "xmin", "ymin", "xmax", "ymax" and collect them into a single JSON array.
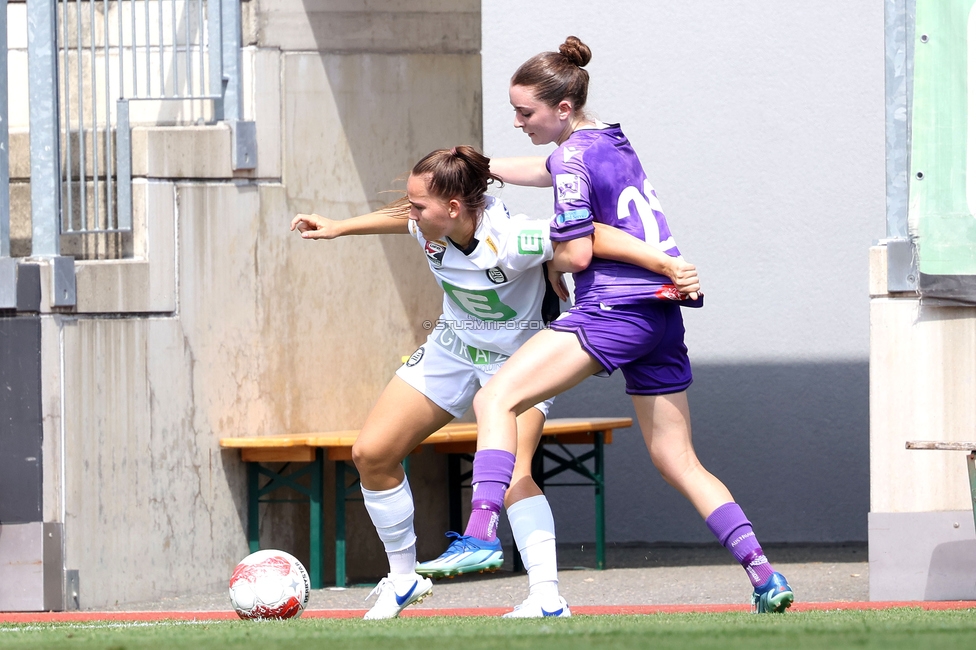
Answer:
[{"xmin": 291, "ymin": 213, "xmax": 339, "ymax": 239}]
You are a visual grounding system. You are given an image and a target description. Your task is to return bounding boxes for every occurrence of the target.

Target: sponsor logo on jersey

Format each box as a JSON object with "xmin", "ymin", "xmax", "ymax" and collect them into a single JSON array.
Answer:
[
  {"xmin": 562, "ymin": 146, "xmax": 582, "ymax": 162},
  {"xmin": 424, "ymin": 239, "xmax": 447, "ymax": 268},
  {"xmin": 555, "ymin": 173, "xmax": 581, "ymax": 201},
  {"xmin": 555, "ymin": 208, "xmax": 591, "ymax": 226},
  {"xmin": 485, "ymin": 266, "xmax": 507, "ymax": 284},
  {"xmin": 441, "ymin": 281, "xmax": 518, "ymax": 321},
  {"xmin": 517, "ymin": 230, "xmax": 545, "ymax": 255},
  {"xmin": 655, "ymin": 285, "xmax": 683, "ymax": 301},
  {"xmin": 405, "ymin": 347, "xmax": 424, "ymax": 367},
  {"xmin": 432, "ymin": 323, "xmax": 509, "ymax": 368},
  {"xmin": 484, "ymin": 236, "xmax": 498, "ymax": 256}
]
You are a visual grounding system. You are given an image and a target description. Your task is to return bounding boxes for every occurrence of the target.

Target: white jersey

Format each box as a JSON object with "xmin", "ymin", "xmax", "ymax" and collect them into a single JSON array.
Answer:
[{"xmin": 407, "ymin": 195, "xmax": 553, "ymax": 355}]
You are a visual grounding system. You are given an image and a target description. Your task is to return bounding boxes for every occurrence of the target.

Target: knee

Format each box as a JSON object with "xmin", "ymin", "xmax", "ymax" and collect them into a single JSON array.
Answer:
[
  {"xmin": 649, "ymin": 446, "xmax": 700, "ymax": 487},
  {"xmin": 473, "ymin": 386, "xmax": 510, "ymax": 420},
  {"xmin": 352, "ymin": 439, "xmax": 389, "ymax": 478},
  {"xmin": 472, "ymin": 389, "xmax": 493, "ymax": 420}
]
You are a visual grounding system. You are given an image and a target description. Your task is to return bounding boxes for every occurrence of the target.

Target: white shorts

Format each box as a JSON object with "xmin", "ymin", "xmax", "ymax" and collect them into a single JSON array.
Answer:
[{"xmin": 396, "ymin": 322, "xmax": 553, "ymax": 419}]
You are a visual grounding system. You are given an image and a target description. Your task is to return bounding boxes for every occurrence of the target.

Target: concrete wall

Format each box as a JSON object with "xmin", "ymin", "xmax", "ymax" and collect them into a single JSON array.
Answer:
[
  {"xmin": 482, "ymin": 2, "xmax": 884, "ymax": 547},
  {"xmin": 17, "ymin": 0, "xmax": 483, "ymax": 606},
  {"xmin": 867, "ymin": 246, "xmax": 976, "ymax": 600}
]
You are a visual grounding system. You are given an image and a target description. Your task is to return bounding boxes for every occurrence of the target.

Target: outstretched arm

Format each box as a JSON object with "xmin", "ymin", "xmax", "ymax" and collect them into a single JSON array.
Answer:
[
  {"xmin": 591, "ymin": 223, "xmax": 700, "ymax": 297},
  {"xmin": 291, "ymin": 201, "xmax": 410, "ymax": 239},
  {"xmin": 489, "ymin": 157, "xmax": 551, "ymax": 187}
]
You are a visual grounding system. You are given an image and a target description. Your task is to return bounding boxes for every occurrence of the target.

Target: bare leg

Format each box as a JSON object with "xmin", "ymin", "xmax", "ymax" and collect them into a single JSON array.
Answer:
[
  {"xmin": 352, "ymin": 375, "xmax": 453, "ymax": 594},
  {"xmin": 352, "ymin": 375, "xmax": 455, "ymax": 491},
  {"xmin": 631, "ymin": 391, "xmax": 733, "ymax": 518},
  {"xmin": 506, "ymin": 406, "xmax": 546, "ymax": 508},
  {"xmin": 632, "ymin": 391, "xmax": 793, "ymax": 611},
  {"xmin": 474, "ymin": 329, "xmax": 602, "ymax": 455}
]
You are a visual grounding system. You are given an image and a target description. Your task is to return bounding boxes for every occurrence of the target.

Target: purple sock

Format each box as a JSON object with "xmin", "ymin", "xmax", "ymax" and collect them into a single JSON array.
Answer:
[
  {"xmin": 706, "ymin": 502, "xmax": 775, "ymax": 588},
  {"xmin": 463, "ymin": 449, "xmax": 515, "ymax": 541}
]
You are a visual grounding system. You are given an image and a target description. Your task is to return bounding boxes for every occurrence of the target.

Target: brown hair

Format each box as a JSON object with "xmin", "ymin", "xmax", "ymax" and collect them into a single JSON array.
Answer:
[
  {"xmin": 511, "ymin": 36, "xmax": 591, "ymax": 113},
  {"xmin": 411, "ymin": 145, "xmax": 501, "ymax": 217}
]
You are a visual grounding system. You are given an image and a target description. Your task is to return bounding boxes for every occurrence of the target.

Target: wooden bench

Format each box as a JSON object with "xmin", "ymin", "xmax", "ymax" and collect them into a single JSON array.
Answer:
[
  {"xmin": 220, "ymin": 416, "xmax": 633, "ymax": 588},
  {"xmin": 905, "ymin": 441, "xmax": 976, "ymax": 533}
]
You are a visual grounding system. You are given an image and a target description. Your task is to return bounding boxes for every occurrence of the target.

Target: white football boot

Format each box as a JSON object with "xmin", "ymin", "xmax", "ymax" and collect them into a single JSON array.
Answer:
[
  {"xmin": 363, "ymin": 572, "xmax": 433, "ymax": 620},
  {"xmin": 502, "ymin": 594, "xmax": 571, "ymax": 618}
]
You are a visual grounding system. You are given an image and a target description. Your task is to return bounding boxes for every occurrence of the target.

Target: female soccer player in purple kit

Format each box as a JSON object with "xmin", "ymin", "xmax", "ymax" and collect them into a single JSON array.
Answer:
[{"xmin": 433, "ymin": 36, "xmax": 794, "ymax": 614}]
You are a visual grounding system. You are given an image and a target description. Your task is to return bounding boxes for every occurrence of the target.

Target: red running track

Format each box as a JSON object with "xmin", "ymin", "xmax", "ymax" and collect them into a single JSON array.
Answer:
[{"xmin": 1, "ymin": 601, "xmax": 975, "ymax": 623}]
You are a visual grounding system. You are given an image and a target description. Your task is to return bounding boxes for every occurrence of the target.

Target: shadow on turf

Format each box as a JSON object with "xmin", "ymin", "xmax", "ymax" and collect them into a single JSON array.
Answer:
[
  {"xmin": 339, "ymin": 542, "xmax": 867, "ymax": 584},
  {"xmin": 553, "ymin": 541, "xmax": 868, "ymax": 571}
]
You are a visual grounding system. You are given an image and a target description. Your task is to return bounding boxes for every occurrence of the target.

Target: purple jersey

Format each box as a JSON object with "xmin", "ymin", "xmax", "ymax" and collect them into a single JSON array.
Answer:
[{"xmin": 548, "ymin": 124, "xmax": 682, "ymax": 307}]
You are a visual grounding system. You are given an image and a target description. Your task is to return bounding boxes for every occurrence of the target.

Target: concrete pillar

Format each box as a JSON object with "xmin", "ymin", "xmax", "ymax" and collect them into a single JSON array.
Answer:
[{"xmin": 868, "ymin": 244, "xmax": 976, "ymax": 600}]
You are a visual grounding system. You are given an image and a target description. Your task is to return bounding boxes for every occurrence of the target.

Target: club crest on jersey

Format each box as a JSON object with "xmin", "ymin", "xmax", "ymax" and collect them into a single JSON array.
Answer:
[
  {"xmin": 555, "ymin": 173, "xmax": 581, "ymax": 201},
  {"xmin": 424, "ymin": 240, "xmax": 447, "ymax": 268},
  {"xmin": 486, "ymin": 266, "xmax": 507, "ymax": 284},
  {"xmin": 405, "ymin": 347, "xmax": 424, "ymax": 367}
]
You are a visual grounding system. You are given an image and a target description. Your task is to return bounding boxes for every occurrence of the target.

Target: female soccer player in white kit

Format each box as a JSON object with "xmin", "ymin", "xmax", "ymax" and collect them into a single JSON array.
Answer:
[{"xmin": 291, "ymin": 146, "xmax": 700, "ymax": 619}]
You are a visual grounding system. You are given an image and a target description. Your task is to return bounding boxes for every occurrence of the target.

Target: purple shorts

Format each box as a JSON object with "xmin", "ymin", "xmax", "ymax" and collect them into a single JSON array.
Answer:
[{"xmin": 549, "ymin": 301, "xmax": 693, "ymax": 395}]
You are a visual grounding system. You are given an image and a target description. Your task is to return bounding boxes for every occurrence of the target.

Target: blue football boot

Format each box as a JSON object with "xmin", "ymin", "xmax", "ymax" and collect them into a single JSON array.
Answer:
[
  {"xmin": 752, "ymin": 572, "xmax": 794, "ymax": 613},
  {"xmin": 416, "ymin": 532, "xmax": 503, "ymax": 579}
]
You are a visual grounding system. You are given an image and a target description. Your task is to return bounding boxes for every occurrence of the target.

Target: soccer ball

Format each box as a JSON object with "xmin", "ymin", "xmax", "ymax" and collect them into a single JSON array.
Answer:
[{"xmin": 229, "ymin": 549, "xmax": 310, "ymax": 620}]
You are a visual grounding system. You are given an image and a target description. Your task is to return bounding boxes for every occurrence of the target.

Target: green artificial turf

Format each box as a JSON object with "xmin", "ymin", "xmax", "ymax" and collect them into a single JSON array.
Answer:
[{"xmin": 1, "ymin": 609, "xmax": 975, "ymax": 650}]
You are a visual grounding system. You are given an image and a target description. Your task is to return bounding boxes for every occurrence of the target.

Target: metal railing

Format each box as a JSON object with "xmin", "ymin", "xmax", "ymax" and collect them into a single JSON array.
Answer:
[
  {"xmin": 58, "ymin": 0, "xmax": 248, "ymax": 240},
  {"xmin": 884, "ymin": 0, "xmax": 918, "ymax": 293},
  {"xmin": 0, "ymin": 0, "xmax": 250, "ymax": 308}
]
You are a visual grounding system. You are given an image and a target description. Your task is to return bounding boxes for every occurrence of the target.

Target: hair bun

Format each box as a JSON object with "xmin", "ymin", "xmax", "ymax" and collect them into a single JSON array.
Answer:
[{"xmin": 558, "ymin": 36, "xmax": 591, "ymax": 68}]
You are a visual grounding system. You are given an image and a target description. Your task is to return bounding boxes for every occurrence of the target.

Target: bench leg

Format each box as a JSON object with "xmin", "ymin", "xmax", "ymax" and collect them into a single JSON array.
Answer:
[
  {"xmin": 309, "ymin": 449, "xmax": 323, "ymax": 589},
  {"xmin": 247, "ymin": 462, "xmax": 260, "ymax": 554},
  {"xmin": 448, "ymin": 454, "xmax": 462, "ymax": 533},
  {"xmin": 968, "ymin": 453, "xmax": 976, "ymax": 536},
  {"xmin": 594, "ymin": 431, "xmax": 605, "ymax": 571},
  {"xmin": 335, "ymin": 461, "xmax": 347, "ymax": 588}
]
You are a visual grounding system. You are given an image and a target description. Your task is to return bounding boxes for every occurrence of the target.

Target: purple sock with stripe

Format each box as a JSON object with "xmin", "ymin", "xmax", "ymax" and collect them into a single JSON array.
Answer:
[
  {"xmin": 706, "ymin": 502, "xmax": 775, "ymax": 588},
  {"xmin": 463, "ymin": 449, "xmax": 515, "ymax": 542}
]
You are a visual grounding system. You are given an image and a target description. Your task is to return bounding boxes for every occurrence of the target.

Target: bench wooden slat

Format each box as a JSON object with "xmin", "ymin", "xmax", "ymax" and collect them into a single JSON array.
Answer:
[
  {"xmin": 533, "ymin": 417, "xmax": 631, "ymax": 435},
  {"xmin": 430, "ymin": 442, "xmax": 478, "ymax": 454},
  {"xmin": 542, "ymin": 430, "xmax": 614, "ymax": 445},
  {"xmin": 906, "ymin": 441, "xmax": 976, "ymax": 452},
  {"xmin": 327, "ymin": 448, "xmax": 354, "ymax": 462},
  {"xmin": 242, "ymin": 446, "xmax": 317, "ymax": 463},
  {"xmin": 220, "ymin": 434, "xmax": 312, "ymax": 448},
  {"xmin": 301, "ymin": 434, "xmax": 360, "ymax": 447},
  {"xmin": 219, "ymin": 417, "xmax": 633, "ymax": 451}
]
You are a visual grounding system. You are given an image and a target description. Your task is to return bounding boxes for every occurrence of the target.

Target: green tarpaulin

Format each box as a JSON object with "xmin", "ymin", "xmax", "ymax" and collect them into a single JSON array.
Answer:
[{"xmin": 911, "ymin": 0, "xmax": 976, "ymax": 304}]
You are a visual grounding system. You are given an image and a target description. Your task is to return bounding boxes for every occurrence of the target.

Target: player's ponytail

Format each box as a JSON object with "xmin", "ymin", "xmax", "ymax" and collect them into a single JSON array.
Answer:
[
  {"xmin": 511, "ymin": 36, "xmax": 591, "ymax": 113},
  {"xmin": 411, "ymin": 146, "xmax": 502, "ymax": 218}
]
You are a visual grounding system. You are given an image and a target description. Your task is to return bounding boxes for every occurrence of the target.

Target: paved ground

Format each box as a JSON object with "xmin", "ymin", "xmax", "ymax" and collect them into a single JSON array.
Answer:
[{"xmin": 110, "ymin": 543, "xmax": 869, "ymax": 613}]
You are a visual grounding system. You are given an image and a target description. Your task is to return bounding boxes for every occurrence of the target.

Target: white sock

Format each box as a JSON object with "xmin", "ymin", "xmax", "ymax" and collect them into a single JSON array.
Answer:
[
  {"xmin": 507, "ymin": 494, "xmax": 560, "ymax": 600},
  {"xmin": 362, "ymin": 476, "xmax": 417, "ymax": 576}
]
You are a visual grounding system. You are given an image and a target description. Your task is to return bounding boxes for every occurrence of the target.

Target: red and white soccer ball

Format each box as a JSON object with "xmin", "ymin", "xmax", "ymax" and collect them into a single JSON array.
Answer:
[{"xmin": 229, "ymin": 549, "xmax": 310, "ymax": 620}]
